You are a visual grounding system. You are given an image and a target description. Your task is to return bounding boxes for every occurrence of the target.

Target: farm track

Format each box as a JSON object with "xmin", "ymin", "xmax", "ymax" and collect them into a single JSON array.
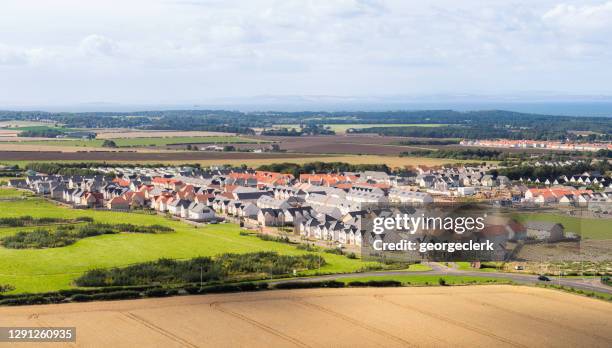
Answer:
[
  {"xmin": 373, "ymin": 294, "xmax": 527, "ymax": 347},
  {"xmin": 123, "ymin": 312, "xmax": 199, "ymax": 348},
  {"xmin": 210, "ymin": 301, "xmax": 310, "ymax": 347}
]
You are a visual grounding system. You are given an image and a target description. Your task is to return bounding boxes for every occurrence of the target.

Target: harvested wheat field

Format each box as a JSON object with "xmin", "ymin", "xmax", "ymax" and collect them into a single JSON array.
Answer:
[{"xmin": 0, "ymin": 285, "xmax": 610, "ymax": 348}]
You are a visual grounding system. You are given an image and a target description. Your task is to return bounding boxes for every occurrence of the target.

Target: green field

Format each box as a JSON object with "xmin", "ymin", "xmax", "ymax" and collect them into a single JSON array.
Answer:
[
  {"xmin": 0, "ymin": 188, "xmax": 31, "ymax": 199},
  {"xmin": 337, "ymin": 274, "xmax": 511, "ymax": 285},
  {"xmin": 274, "ymin": 123, "xmax": 448, "ymax": 133},
  {"xmin": 0, "ymin": 192, "xmax": 377, "ymax": 294},
  {"xmin": 8, "ymin": 136, "xmax": 263, "ymax": 148},
  {"xmin": 5, "ymin": 125, "xmax": 73, "ymax": 132},
  {"xmin": 514, "ymin": 213, "xmax": 610, "ymax": 240}
]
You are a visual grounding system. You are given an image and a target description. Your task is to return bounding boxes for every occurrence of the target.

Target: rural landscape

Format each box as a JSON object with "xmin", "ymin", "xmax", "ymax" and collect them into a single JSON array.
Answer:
[
  {"xmin": 2, "ymin": 0, "xmax": 612, "ymax": 346},
  {"xmin": 0, "ymin": 108, "xmax": 610, "ymax": 346}
]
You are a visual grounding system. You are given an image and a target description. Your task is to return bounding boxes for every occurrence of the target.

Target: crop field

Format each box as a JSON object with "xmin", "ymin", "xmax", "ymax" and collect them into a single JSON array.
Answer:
[
  {"xmin": 94, "ymin": 130, "xmax": 238, "ymax": 139},
  {"xmin": 6, "ymin": 136, "xmax": 262, "ymax": 148},
  {"xmin": 0, "ymin": 193, "xmax": 375, "ymax": 294},
  {"xmin": 274, "ymin": 123, "xmax": 448, "ymax": 133},
  {"xmin": 0, "ymin": 154, "xmax": 474, "ymax": 170},
  {"xmin": 0, "ymin": 285, "xmax": 609, "ymax": 347}
]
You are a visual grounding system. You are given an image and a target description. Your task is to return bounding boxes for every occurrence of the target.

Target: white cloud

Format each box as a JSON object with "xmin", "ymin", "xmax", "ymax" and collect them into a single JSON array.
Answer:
[
  {"xmin": 79, "ymin": 34, "xmax": 119, "ymax": 57},
  {"xmin": 0, "ymin": 44, "xmax": 29, "ymax": 65},
  {"xmin": 1, "ymin": 0, "xmax": 612, "ymax": 105},
  {"xmin": 543, "ymin": 1, "xmax": 612, "ymax": 31}
]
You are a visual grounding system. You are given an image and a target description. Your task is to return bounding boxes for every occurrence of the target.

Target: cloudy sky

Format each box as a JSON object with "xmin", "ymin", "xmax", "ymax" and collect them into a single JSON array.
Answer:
[{"xmin": 1, "ymin": 0, "xmax": 612, "ymax": 107}]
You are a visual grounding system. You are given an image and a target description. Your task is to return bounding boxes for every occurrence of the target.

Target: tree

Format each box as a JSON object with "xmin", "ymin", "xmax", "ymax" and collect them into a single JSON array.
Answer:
[{"xmin": 102, "ymin": 140, "xmax": 117, "ymax": 148}]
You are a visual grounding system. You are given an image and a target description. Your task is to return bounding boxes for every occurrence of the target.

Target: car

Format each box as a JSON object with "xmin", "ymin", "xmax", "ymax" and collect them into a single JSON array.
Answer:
[{"xmin": 538, "ymin": 275, "xmax": 550, "ymax": 281}]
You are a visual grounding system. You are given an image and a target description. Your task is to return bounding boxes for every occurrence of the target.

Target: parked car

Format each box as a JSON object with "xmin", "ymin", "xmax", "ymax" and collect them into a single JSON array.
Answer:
[{"xmin": 538, "ymin": 275, "xmax": 550, "ymax": 281}]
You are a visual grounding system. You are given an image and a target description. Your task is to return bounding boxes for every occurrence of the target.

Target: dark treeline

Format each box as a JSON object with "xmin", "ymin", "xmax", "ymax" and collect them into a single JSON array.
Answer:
[
  {"xmin": 19, "ymin": 129, "xmax": 65, "ymax": 138},
  {"xmin": 257, "ymin": 161, "xmax": 391, "ymax": 177},
  {"xmin": 400, "ymin": 149, "xmax": 506, "ymax": 161},
  {"xmin": 351, "ymin": 125, "xmax": 602, "ymax": 141},
  {"xmin": 2, "ymin": 109, "xmax": 610, "ymax": 140},
  {"xmin": 261, "ymin": 124, "xmax": 335, "ymax": 136},
  {"xmin": 75, "ymin": 252, "xmax": 324, "ymax": 287},
  {"xmin": 2, "ymin": 223, "xmax": 173, "ymax": 249},
  {"xmin": 490, "ymin": 161, "xmax": 610, "ymax": 180},
  {"xmin": 24, "ymin": 162, "xmax": 107, "ymax": 176}
]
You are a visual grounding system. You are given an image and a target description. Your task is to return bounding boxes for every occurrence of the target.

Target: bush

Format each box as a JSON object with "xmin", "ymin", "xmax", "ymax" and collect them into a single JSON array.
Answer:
[
  {"xmin": 346, "ymin": 252, "xmax": 357, "ymax": 259},
  {"xmin": 145, "ymin": 288, "xmax": 178, "ymax": 297},
  {"xmin": 1, "ymin": 222, "xmax": 174, "ymax": 249},
  {"xmin": 296, "ymin": 244, "xmax": 318, "ymax": 252},
  {"xmin": 274, "ymin": 280, "xmax": 344, "ymax": 290},
  {"xmin": 347, "ymin": 280, "xmax": 402, "ymax": 287},
  {"xmin": 438, "ymin": 278, "xmax": 447, "ymax": 286},
  {"xmin": 0, "ymin": 284, "xmax": 15, "ymax": 293},
  {"xmin": 324, "ymin": 248, "xmax": 343, "ymax": 255},
  {"xmin": 90, "ymin": 290, "xmax": 141, "ymax": 301},
  {"xmin": 75, "ymin": 252, "xmax": 322, "ymax": 287},
  {"xmin": 71, "ymin": 294, "xmax": 93, "ymax": 302}
]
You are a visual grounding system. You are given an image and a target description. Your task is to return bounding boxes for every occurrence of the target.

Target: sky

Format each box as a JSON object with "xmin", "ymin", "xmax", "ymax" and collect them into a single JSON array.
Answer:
[{"xmin": 1, "ymin": 0, "xmax": 612, "ymax": 107}]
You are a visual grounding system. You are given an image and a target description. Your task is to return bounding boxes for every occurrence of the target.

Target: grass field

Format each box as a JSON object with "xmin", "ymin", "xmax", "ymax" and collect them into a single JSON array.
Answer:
[
  {"xmin": 0, "ymin": 188, "xmax": 32, "ymax": 199},
  {"xmin": 0, "ymin": 192, "xmax": 378, "ymax": 294},
  {"xmin": 7, "ymin": 136, "xmax": 263, "ymax": 148},
  {"xmin": 4, "ymin": 125, "xmax": 74, "ymax": 132},
  {"xmin": 514, "ymin": 212, "xmax": 611, "ymax": 240},
  {"xmin": 274, "ymin": 123, "xmax": 448, "ymax": 133}
]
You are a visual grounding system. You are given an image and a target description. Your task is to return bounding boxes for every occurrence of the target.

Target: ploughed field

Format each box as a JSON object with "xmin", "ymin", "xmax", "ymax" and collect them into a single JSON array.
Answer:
[{"xmin": 0, "ymin": 285, "xmax": 610, "ymax": 347}]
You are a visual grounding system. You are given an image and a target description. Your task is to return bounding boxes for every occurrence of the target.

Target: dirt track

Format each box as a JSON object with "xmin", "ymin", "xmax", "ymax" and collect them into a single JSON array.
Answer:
[{"xmin": 0, "ymin": 285, "xmax": 610, "ymax": 348}]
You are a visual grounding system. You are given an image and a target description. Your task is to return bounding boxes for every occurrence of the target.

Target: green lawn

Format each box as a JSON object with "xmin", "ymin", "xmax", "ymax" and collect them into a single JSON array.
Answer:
[
  {"xmin": 0, "ymin": 188, "xmax": 32, "ymax": 199},
  {"xmin": 0, "ymin": 194, "xmax": 376, "ymax": 294},
  {"xmin": 9, "ymin": 136, "xmax": 263, "ymax": 148},
  {"xmin": 514, "ymin": 213, "xmax": 610, "ymax": 240},
  {"xmin": 337, "ymin": 274, "xmax": 511, "ymax": 285}
]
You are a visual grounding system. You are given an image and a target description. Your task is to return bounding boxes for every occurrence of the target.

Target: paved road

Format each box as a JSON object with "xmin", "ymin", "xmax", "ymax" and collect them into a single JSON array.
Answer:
[{"xmin": 272, "ymin": 262, "xmax": 612, "ymax": 294}]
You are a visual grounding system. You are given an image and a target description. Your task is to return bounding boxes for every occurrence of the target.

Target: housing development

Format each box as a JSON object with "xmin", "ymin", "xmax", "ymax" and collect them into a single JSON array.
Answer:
[
  {"xmin": 9, "ymin": 162, "xmax": 611, "ymax": 252},
  {"xmin": 1, "ymin": 1, "xmax": 612, "ymax": 346}
]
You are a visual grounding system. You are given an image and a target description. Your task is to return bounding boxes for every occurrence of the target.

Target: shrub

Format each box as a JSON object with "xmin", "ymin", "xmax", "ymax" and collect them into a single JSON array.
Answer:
[
  {"xmin": 348, "ymin": 280, "xmax": 402, "ymax": 287},
  {"xmin": 0, "ymin": 284, "xmax": 15, "ymax": 293},
  {"xmin": 75, "ymin": 252, "xmax": 322, "ymax": 287},
  {"xmin": 145, "ymin": 288, "xmax": 176, "ymax": 297},
  {"xmin": 90, "ymin": 290, "xmax": 141, "ymax": 301},
  {"xmin": 438, "ymin": 278, "xmax": 447, "ymax": 286},
  {"xmin": 324, "ymin": 248, "xmax": 343, "ymax": 255},
  {"xmin": 71, "ymin": 294, "xmax": 93, "ymax": 302},
  {"xmin": 1, "ymin": 222, "xmax": 174, "ymax": 249},
  {"xmin": 274, "ymin": 280, "xmax": 344, "ymax": 290}
]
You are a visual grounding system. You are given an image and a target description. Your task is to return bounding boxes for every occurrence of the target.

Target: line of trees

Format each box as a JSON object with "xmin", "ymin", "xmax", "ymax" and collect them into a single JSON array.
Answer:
[
  {"xmin": 400, "ymin": 149, "xmax": 506, "ymax": 161},
  {"xmin": 257, "ymin": 161, "xmax": 391, "ymax": 176},
  {"xmin": 75, "ymin": 252, "xmax": 325, "ymax": 287}
]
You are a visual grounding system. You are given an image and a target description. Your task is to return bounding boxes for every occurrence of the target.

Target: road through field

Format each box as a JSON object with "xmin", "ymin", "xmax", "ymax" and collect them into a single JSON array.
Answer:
[
  {"xmin": 272, "ymin": 262, "xmax": 612, "ymax": 295},
  {"xmin": 0, "ymin": 285, "xmax": 610, "ymax": 348}
]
